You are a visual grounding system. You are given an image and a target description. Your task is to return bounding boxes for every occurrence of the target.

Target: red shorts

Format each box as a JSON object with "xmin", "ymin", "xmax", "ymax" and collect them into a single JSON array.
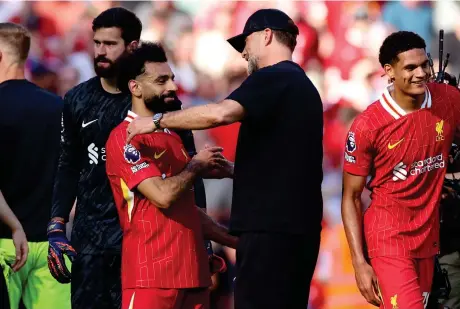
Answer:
[
  {"xmin": 122, "ymin": 288, "xmax": 210, "ymax": 309},
  {"xmin": 371, "ymin": 256, "xmax": 434, "ymax": 309}
]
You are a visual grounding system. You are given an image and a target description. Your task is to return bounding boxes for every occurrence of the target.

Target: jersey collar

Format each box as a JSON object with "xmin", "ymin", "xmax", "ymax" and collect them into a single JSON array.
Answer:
[
  {"xmin": 379, "ymin": 83, "xmax": 431, "ymax": 120},
  {"xmin": 124, "ymin": 110, "xmax": 137, "ymax": 123}
]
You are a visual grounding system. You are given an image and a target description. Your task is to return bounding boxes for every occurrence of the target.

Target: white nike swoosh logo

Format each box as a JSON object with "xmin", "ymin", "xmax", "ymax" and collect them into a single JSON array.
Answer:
[{"xmin": 82, "ymin": 119, "xmax": 98, "ymax": 128}]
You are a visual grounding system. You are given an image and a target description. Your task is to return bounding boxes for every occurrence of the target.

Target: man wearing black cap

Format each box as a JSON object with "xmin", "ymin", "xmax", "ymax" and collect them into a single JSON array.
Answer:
[{"xmin": 125, "ymin": 8, "xmax": 323, "ymax": 309}]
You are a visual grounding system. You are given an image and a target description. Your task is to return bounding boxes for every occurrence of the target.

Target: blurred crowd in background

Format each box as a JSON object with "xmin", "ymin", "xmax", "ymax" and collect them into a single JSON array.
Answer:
[{"xmin": 2, "ymin": 1, "xmax": 460, "ymax": 308}]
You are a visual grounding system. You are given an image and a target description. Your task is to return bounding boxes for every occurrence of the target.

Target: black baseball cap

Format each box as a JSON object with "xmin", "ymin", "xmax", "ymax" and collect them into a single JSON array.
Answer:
[{"xmin": 227, "ymin": 8, "xmax": 299, "ymax": 53}]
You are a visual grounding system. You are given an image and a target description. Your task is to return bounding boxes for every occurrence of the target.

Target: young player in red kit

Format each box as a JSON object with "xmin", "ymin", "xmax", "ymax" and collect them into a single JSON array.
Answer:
[
  {"xmin": 105, "ymin": 42, "xmax": 237, "ymax": 309},
  {"xmin": 342, "ymin": 31, "xmax": 460, "ymax": 309}
]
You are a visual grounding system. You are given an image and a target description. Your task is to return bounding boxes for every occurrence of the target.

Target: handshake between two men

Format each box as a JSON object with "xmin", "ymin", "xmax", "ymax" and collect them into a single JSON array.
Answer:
[{"xmin": 47, "ymin": 142, "xmax": 236, "ymax": 285}]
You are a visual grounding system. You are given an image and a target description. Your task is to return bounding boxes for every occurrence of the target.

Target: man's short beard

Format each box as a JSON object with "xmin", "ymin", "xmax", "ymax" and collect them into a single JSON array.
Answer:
[
  {"xmin": 144, "ymin": 94, "xmax": 182, "ymax": 114},
  {"xmin": 94, "ymin": 60, "xmax": 117, "ymax": 78},
  {"xmin": 248, "ymin": 55, "xmax": 260, "ymax": 75},
  {"xmin": 93, "ymin": 52, "xmax": 127, "ymax": 78},
  {"xmin": 95, "ymin": 65, "xmax": 117, "ymax": 78}
]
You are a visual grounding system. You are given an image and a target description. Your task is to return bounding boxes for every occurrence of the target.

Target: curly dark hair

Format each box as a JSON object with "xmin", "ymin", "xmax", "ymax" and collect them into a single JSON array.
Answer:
[
  {"xmin": 92, "ymin": 7, "xmax": 142, "ymax": 45},
  {"xmin": 117, "ymin": 41, "xmax": 168, "ymax": 93},
  {"xmin": 378, "ymin": 31, "xmax": 426, "ymax": 68}
]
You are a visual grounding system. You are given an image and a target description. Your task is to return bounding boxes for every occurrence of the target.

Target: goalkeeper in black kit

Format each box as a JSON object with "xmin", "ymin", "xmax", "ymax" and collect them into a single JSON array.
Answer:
[
  {"xmin": 46, "ymin": 8, "xmax": 142, "ymax": 309},
  {"xmin": 46, "ymin": 8, "xmax": 220, "ymax": 309}
]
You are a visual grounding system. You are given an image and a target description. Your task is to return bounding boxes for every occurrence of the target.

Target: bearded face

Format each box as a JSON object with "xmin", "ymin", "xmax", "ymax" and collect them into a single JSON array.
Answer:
[
  {"xmin": 93, "ymin": 27, "xmax": 129, "ymax": 78},
  {"xmin": 144, "ymin": 92, "xmax": 182, "ymax": 113}
]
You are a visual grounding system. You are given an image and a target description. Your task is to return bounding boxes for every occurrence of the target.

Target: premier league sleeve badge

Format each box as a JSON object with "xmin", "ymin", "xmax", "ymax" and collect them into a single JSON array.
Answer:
[
  {"xmin": 124, "ymin": 144, "xmax": 141, "ymax": 164},
  {"xmin": 346, "ymin": 132, "xmax": 357, "ymax": 153}
]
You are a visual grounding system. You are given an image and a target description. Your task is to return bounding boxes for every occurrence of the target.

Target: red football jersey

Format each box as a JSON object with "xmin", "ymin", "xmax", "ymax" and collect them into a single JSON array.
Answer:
[
  {"xmin": 344, "ymin": 83, "xmax": 460, "ymax": 258},
  {"xmin": 106, "ymin": 111, "xmax": 211, "ymax": 289}
]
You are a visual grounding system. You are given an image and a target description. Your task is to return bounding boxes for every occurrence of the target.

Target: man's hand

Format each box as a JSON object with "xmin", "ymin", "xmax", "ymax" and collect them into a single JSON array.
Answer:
[
  {"xmin": 190, "ymin": 147, "xmax": 226, "ymax": 174},
  {"xmin": 126, "ymin": 116, "xmax": 155, "ymax": 143},
  {"xmin": 208, "ymin": 254, "xmax": 227, "ymax": 291},
  {"xmin": 203, "ymin": 160, "xmax": 234, "ymax": 179},
  {"xmin": 47, "ymin": 217, "xmax": 77, "ymax": 284},
  {"xmin": 200, "ymin": 145, "xmax": 234, "ymax": 179},
  {"xmin": 11, "ymin": 227, "xmax": 28, "ymax": 272},
  {"xmin": 209, "ymin": 253, "xmax": 227, "ymax": 274},
  {"xmin": 354, "ymin": 261, "xmax": 381, "ymax": 307}
]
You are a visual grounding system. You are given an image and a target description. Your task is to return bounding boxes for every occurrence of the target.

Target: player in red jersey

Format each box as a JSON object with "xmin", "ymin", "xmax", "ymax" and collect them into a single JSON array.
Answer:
[
  {"xmin": 341, "ymin": 31, "xmax": 460, "ymax": 309},
  {"xmin": 105, "ymin": 42, "xmax": 238, "ymax": 309}
]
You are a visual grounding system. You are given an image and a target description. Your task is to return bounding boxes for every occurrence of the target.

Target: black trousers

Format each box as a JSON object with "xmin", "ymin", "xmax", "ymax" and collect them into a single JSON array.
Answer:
[
  {"xmin": 234, "ymin": 232, "xmax": 320, "ymax": 309},
  {"xmin": 71, "ymin": 253, "xmax": 121, "ymax": 309}
]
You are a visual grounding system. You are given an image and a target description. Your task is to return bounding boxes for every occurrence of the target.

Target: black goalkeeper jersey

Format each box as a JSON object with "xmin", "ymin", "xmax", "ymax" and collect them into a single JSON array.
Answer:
[
  {"xmin": 51, "ymin": 77, "xmax": 208, "ymax": 255},
  {"xmin": 51, "ymin": 77, "xmax": 130, "ymax": 254}
]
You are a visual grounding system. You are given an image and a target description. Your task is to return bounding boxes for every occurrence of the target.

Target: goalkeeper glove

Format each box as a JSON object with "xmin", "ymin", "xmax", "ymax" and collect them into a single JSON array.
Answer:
[{"xmin": 47, "ymin": 218, "xmax": 76, "ymax": 284}]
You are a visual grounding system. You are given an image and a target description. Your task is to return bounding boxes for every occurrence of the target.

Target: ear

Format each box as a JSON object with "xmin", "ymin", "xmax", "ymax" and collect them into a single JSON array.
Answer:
[
  {"xmin": 126, "ymin": 41, "xmax": 139, "ymax": 54},
  {"xmin": 129, "ymin": 79, "xmax": 142, "ymax": 97},
  {"xmin": 263, "ymin": 28, "xmax": 273, "ymax": 47},
  {"xmin": 383, "ymin": 64, "xmax": 395, "ymax": 82}
]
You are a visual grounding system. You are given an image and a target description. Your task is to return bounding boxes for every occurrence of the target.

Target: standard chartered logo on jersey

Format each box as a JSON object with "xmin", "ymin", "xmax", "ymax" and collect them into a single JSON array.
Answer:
[
  {"xmin": 410, "ymin": 154, "xmax": 445, "ymax": 175},
  {"xmin": 393, "ymin": 154, "xmax": 445, "ymax": 181},
  {"xmin": 88, "ymin": 143, "xmax": 106, "ymax": 165}
]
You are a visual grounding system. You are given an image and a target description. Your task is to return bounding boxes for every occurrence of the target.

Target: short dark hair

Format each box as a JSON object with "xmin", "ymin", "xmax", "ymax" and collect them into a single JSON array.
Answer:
[
  {"xmin": 378, "ymin": 31, "xmax": 426, "ymax": 67},
  {"xmin": 0, "ymin": 22, "xmax": 30, "ymax": 63},
  {"xmin": 273, "ymin": 30, "xmax": 297, "ymax": 52},
  {"xmin": 92, "ymin": 7, "xmax": 142, "ymax": 45},
  {"xmin": 117, "ymin": 41, "xmax": 168, "ymax": 93}
]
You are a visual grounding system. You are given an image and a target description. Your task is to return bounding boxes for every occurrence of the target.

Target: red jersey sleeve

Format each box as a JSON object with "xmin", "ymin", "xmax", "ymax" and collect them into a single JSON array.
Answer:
[
  {"xmin": 106, "ymin": 130, "xmax": 162, "ymax": 190},
  {"xmin": 445, "ymin": 84, "xmax": 460, "ymax": 143},
  {"xmin": 343, "ymin": 116, "xmax": 374, "ymax": 176}
]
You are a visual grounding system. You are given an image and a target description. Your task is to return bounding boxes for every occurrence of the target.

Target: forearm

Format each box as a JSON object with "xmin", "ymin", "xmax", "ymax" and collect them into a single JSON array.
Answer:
[
  {"xmin": 51, "ymin": 166, "xmax": 79, "ymax": 220},
  {"xmin": 196, "ymin": 207, "xmax": 238, "ymax": 249},
  {"xmin": 51, "ymin": 113, "xmax": 81, "ymax": 221},
  {"xmin": 139, "ymin": 161, "xmax": 201, "ymax": 208},
  {"xmin": 160, "ymin": 103, "xmax": 228, "ymax": 130},
  {"xmin": 0, "ymin": 191, "xmax": 22, "ymax": 231},
  {"xmin": 162, "ymin": 163, "xmax": 199, "ymax": 203},
  {"xmin": 341, "ymin": 196, "xmax": 366, "ymax": 267}
]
